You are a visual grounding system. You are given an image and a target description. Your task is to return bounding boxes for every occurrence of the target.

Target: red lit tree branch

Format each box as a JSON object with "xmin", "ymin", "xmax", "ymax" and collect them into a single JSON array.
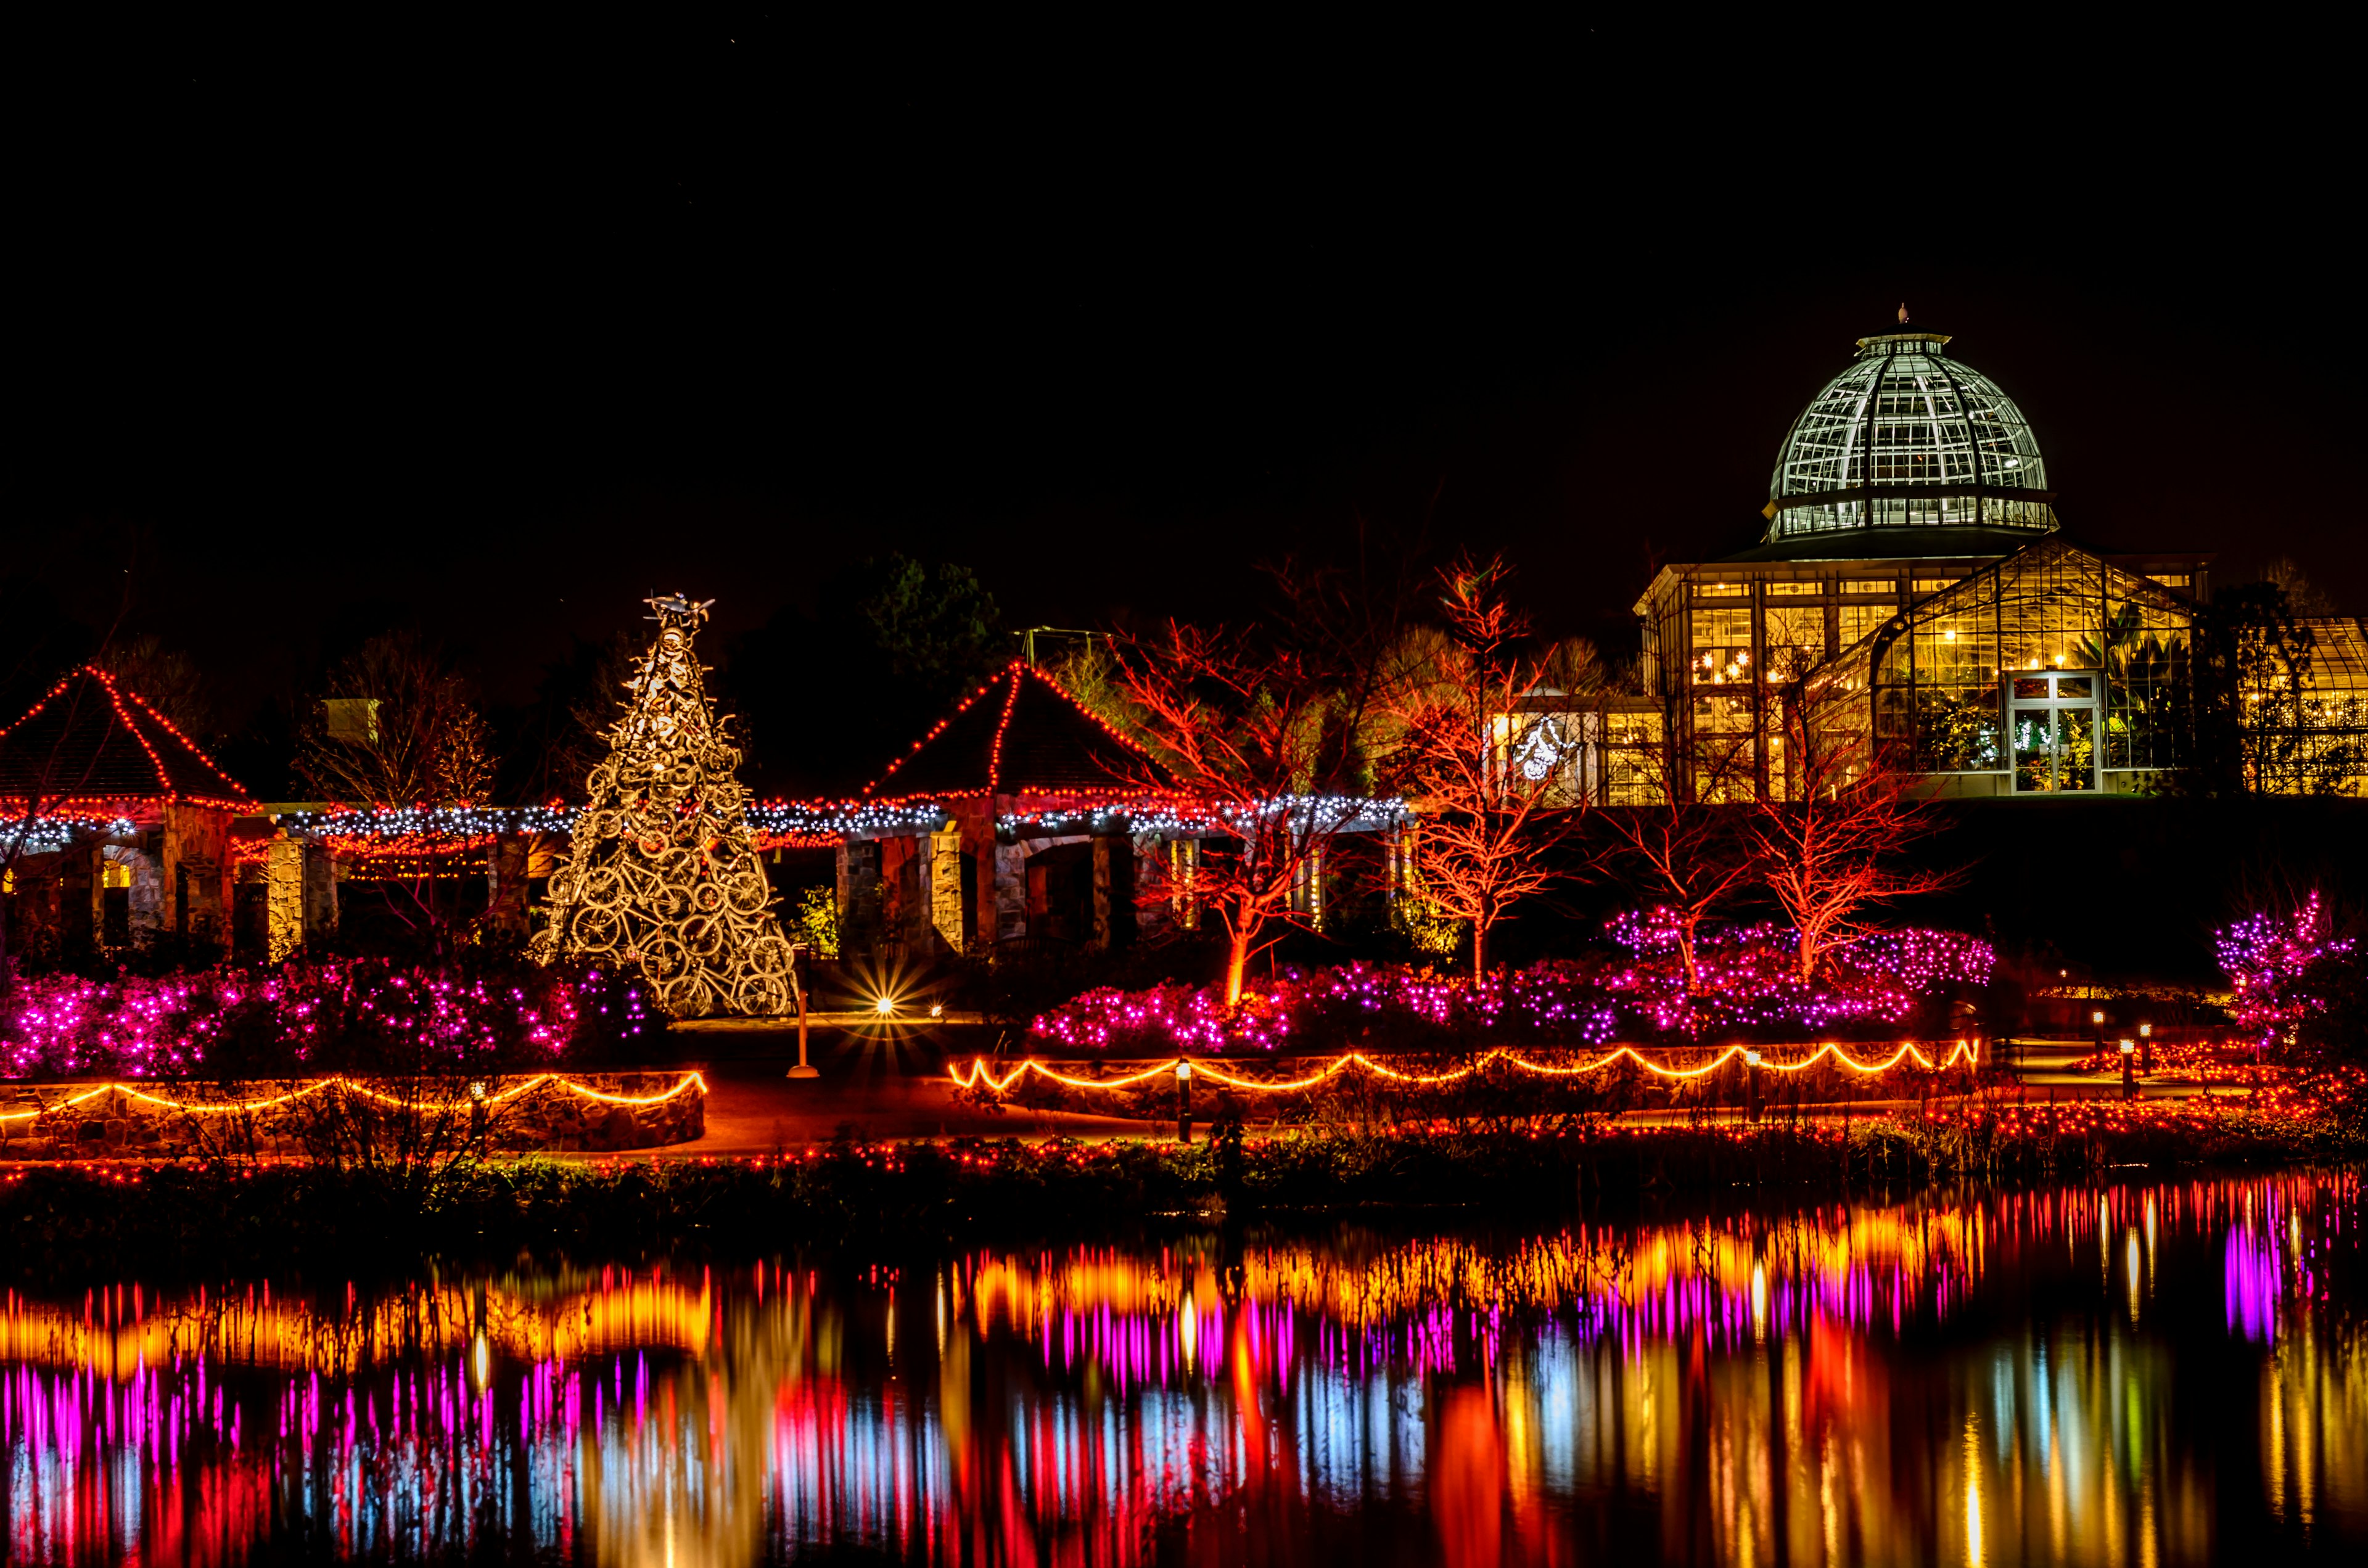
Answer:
[
  {"xmin": 1384, "ymin": 556, "xmax": 1598, "ymax": 980},
  {"xmin": 1600, "ymin": 720, "xmax": 1761, "ymax": 990},
  {"xmin": 1109, "ymin": 564, "xmax": 1402, "ymax": 1007},
  {"xmin": 1749, "ymin": 677, "xmax": 1960, "ymax": 983}
]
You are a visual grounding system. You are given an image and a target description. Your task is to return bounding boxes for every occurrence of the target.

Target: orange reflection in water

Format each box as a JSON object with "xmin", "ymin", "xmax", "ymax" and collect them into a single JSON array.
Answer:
[{"xmin": 3, "ymin": 1173, "xmax": 2364, "ymax": 1565}]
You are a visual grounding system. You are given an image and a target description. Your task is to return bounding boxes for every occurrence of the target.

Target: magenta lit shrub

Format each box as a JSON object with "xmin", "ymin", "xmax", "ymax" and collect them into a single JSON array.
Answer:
[
  {"xmin": 1, "ymin": 959, "xmax": 655, "ymax": 1082},
  {"xmin": 1029, "ymin": 917, "xmax": 1994, "ymax": 1054},
  {"xmin": 2216, "ymin": 892, "xmax": 2352, "ymax": 1050}
]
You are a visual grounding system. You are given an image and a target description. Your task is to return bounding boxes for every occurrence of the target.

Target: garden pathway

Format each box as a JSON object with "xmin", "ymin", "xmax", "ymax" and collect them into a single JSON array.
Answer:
[{"xmin": 664, "ymin": 1022, "xmax": 1148, "ymax": 1156}]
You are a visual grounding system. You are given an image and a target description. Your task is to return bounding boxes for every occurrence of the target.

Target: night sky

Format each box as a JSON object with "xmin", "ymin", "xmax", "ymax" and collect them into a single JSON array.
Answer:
[{"xmin": 16, "ymin": 15, "xmax": 2361, "ymax": 793}]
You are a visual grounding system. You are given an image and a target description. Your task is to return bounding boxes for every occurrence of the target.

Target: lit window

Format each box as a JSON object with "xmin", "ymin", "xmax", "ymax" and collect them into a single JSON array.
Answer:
[
  {"xmin": 1766, "ymin": 581, "xmax": 1822, "ymax": 597},
  {"xmin": 1841, "ymin": 578, "xmax": 1896, "ymax": 596},
  {"xmin": 1912, "ymin": 577, "xmax": 1959, "ymax": 593},
  {"xmin": 1695, "ymin": 581, "xmax": 1748, "ymax": 599}
]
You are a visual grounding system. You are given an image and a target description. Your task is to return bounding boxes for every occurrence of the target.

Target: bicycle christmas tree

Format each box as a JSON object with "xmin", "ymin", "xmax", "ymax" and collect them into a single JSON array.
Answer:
[{"xmin": 531, "ymin": 594, "xmax": 799, "ymax": 1016}]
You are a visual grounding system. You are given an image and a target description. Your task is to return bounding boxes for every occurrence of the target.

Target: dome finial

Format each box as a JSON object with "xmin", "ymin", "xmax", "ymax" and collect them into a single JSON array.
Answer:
[{"xmin": 1897, "ymin": 301, "xmax": 1910, "ymax": 325}]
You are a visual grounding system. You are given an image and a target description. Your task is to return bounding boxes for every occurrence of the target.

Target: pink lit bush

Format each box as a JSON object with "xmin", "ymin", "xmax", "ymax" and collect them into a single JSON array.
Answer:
[
  {"xmin": 1603, "ymin": 909, "xmax": 1994, "ymax": 1036},
  {"xmin": 1030, "ymin": 914, "xmax": 1994, "ymax": 1054},
  {"xmin": 1, "ymin": 960, "xmax": 652, "ymax": 1082},
  {"xmin": 2216, "ymin": 891, "xmax": 2351, "ymax": 1051}
]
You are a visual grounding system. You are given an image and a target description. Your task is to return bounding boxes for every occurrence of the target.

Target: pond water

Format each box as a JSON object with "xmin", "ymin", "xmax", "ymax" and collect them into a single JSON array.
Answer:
[{"xmin": 4, "ymin": 1170, "xmax": 2364, "ymax": 1565}]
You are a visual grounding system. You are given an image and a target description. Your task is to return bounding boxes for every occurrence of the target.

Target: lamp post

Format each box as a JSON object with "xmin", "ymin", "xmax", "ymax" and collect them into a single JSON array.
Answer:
[
  {"xmin": 1745, "ymin": 1048, "xmax": 1763, "ymax": 1124},
  {"xmin": 2119, "ymin": 1038, "xmax": 2136, "ymax": 1100},
  {"xmin": 1176, "ymin": 1058, "xmax": 1194, "ymax": 1144},
  {"xmin": 2092, "ymin": 1008, "xmax": 2106, "ymax": 1061},
  {"xmin": 2138, "ymin": 1022, "xmax": 2152, "ymax": 1075},
  {"xmin": 786, "ymin": 945, "xmax": 819, "ymax": 1080}
]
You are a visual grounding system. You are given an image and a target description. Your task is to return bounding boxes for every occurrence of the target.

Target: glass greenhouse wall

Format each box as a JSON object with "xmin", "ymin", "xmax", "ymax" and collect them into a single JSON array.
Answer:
[
  {"xmin": 2243, "ymin": 617, "xmax": 2368, "ymax": 794},
  {"xmin": 1860, "ymin": 541, "xmax": 2192, "ymax": 793}
]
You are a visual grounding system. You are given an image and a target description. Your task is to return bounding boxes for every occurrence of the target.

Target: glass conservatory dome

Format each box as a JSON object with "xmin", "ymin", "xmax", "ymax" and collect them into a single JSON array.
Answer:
[{"xmin": 1762, "ymin": 329, "xmax": 2057, "ymax": 541}]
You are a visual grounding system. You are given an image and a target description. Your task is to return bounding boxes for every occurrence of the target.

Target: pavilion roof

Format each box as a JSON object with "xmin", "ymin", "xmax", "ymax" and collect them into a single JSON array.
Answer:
[
  {"xmin": 863, "ymin": 660, "xmax": 1168, "ymax": 804},
  {"xmin": 0, "ymin": 666, "xmax": 255, "ymax": 813}
]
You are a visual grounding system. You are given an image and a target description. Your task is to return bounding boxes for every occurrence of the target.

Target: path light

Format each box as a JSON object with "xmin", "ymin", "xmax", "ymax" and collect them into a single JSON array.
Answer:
[
  {"xmin": 2092, "ymin": 1008, "xmax": 2106, "ymax": 1058},
  {"xmin": 873, "ymin": 995, "xmax": 898, "ymax": 1017},
  {"xmin": 929, "ymin": 1003, "xmax": 945, "ymax": 1019},
  {"xmin": 2139, "ymin": 1021, "xmax": 2153, "ymax": 1073},
  {"xmin": 1175, "ymin": 1058, "xmax": 1194, "ymax": 1145},
  {"xmin": 2120, "ymin": 1038, "xmax": 2136, "ymax": 1100}
]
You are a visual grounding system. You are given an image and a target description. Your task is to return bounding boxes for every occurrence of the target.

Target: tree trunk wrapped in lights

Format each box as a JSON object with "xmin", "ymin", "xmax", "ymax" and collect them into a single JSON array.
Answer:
[{"xmin": 529, "ymin": 595, "xmax": 797, "ymax": 1016}]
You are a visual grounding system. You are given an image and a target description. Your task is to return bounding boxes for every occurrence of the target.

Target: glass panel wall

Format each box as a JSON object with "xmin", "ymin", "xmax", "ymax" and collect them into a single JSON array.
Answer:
[
  {"xmin": 2249, "ymin": 617, "xmax": 2368, "ymax": 794},
  {"xmin": 1603, "ymin": 711, "xmax": 1666, "ymax": 805},
  {"xmin": 1763, "ymin": 602, "xmax": 1827, "ymax": 681},
  {"xmin": 1866, "ymin": 543, "xmax": 2193, "ymax": 779}
]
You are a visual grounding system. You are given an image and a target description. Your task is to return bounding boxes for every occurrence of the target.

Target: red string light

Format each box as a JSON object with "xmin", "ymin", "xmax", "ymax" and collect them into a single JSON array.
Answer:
[{"xmin": 0, "ymin": 667, "xmax": 253, "ymax": 812}]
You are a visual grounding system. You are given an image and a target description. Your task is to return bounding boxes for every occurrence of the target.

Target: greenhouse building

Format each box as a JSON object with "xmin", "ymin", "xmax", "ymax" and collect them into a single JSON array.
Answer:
[{"xmin": 1619, "ymin": 320, "xmax": 2367, "ymax": 799}]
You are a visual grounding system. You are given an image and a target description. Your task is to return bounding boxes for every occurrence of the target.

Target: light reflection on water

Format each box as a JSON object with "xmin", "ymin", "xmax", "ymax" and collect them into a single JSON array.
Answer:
[{"xmin": 2, "ymin": 1172, "xmax": 2363, "ymax": 1564}]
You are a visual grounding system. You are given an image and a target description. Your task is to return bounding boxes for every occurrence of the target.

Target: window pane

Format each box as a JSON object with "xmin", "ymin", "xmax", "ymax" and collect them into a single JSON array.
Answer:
[{"xmin": 2058, "ymin": 708, "xmax": 2095, "ymax": 790}]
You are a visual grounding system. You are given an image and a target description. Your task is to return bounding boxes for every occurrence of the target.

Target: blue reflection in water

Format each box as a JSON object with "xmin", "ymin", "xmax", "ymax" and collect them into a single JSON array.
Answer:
[{"xmin": 4, "ymin": 1171, "xmax": 2365, "ymax": 1564}]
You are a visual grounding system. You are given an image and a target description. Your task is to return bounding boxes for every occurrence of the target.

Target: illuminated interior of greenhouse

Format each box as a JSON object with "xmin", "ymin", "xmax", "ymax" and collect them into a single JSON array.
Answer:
[{"xmin": 1609, "ymin": 321, "xmax": 2368, "ymax": 800}]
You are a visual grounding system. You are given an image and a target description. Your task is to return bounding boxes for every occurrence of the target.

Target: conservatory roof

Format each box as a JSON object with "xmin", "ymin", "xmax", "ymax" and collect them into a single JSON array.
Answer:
[
  {"xmin": 863, "ymin": 660, "xmax": 1168, "ymax": 804},
  {"xmin": 1761, "ymin": 326, "xmax": 2058, "ymax": 543},
  {"xmin": 0, "ymin": 666, "xmax": 254, "ymax": 812},
  {"xmin": 2304, "ymin": 618, "xmax": 2368, "ymax": 694}
]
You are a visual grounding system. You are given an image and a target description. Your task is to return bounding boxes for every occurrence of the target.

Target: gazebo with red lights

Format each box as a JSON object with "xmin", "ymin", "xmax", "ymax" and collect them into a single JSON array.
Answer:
[
  {"xmin": 0, "ymin": 666, "xmax": 261, "ymax": 958},
  {"xmin": 833, "ymin": 659, "xmax": 1183, "ymax": 954}
]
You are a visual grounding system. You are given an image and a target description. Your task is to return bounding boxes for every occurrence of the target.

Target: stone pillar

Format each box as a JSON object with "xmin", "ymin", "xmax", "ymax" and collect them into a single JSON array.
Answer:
[
  {"xmin": 836, "ymin": 838, "xmax": 882, "ymax": 954},
  {"xmin": 929, "ymin": 823, "xmax": 966, "ymax": 954},
  {"xmin": 1090, "ymin": 835, "xmax": 1135, "ymax": 951},
  {"xmin": 302, "ymin": 839, "xmax": 340, "ymax": 942},
  {"xmin": 975, "ymin": 827, "xmax": 1001, "ymax": 952},
  {"xmin": 1167, "ymin": 838, "xmax": 1201, "ymax": 930},
  {"xmin": 163, "ymin": 803, "xmax": 232, "ymax": 951},
  {"xmin": 128, "ymin": 838, "xmax": 168, "ymax": 934},
  {"xmin": 1291, "ymin": 841, "xmax": 1325, "ymax": 929},
  {"xmin": 264, "ymin": 833, "xmax": 305, "ymax": 961},
  {"xmin": 486, "ymin": 834, "xmax": 530, "ymax": 939},
  {"xmin": 993, "ymin": 841, "xmax": 1029, "ymax": 942}
]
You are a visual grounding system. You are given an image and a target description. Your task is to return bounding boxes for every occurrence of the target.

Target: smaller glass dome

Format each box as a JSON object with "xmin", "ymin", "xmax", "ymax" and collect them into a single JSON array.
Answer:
[{"xmin": 1764, "ymin": 330, "xmax": 2055, "ymax": 541}]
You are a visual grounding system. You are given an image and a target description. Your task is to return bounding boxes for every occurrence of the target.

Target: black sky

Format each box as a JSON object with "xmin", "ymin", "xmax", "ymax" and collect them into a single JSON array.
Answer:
[{"xmin": 15, "ymin": 14, "xmax": 2364, "ymax": 761}]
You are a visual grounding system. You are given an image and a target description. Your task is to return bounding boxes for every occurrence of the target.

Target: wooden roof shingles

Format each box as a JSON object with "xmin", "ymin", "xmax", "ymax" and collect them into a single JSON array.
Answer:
[
  {"xmin": 863, "ymin": 660, "xmax": 1166, "ymax": 804},
  {"xmin": 0, "ymin": 667, "xmax": 255, "ymax": 813}
]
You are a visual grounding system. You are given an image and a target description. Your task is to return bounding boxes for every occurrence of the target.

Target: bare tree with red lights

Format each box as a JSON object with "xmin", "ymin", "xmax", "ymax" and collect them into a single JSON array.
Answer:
[
  {"xmin": 1384, "ymin": 556, "xmax": 1601, "ymax": 980},
  {"xmin": 1110, "ymin": 563, "xmax": 1404, "ymax": 1008},
  {"xmin": 1600, "ymin": 708, "xmax": 1762, "ymax": 989},
  {"xmin": 1749, "ymin": 678, "xmax": 1960, "ymax": 983}
]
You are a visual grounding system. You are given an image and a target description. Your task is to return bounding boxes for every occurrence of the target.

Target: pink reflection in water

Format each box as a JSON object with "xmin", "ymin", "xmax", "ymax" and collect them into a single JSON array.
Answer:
[{"xmin": 2, "ymin": 1172, "xmax": 2362, "ymax": 1565}]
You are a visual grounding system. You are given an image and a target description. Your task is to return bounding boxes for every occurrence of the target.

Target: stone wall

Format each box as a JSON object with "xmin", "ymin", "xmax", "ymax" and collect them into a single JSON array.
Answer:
[{"xmin": 0, "ymin": 1072, "xmax": 705, "ymax": 1161}]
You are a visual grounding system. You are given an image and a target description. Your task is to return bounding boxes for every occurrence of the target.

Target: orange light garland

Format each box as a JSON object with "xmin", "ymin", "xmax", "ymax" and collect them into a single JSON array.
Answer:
[
  {"xmin": 0, "ymin": 1070, "xmax": 707, "ymax": 1125},
  {"xmin": 949, "ymin": 1040, "xmax": 1978, "ymax": 1096}
]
